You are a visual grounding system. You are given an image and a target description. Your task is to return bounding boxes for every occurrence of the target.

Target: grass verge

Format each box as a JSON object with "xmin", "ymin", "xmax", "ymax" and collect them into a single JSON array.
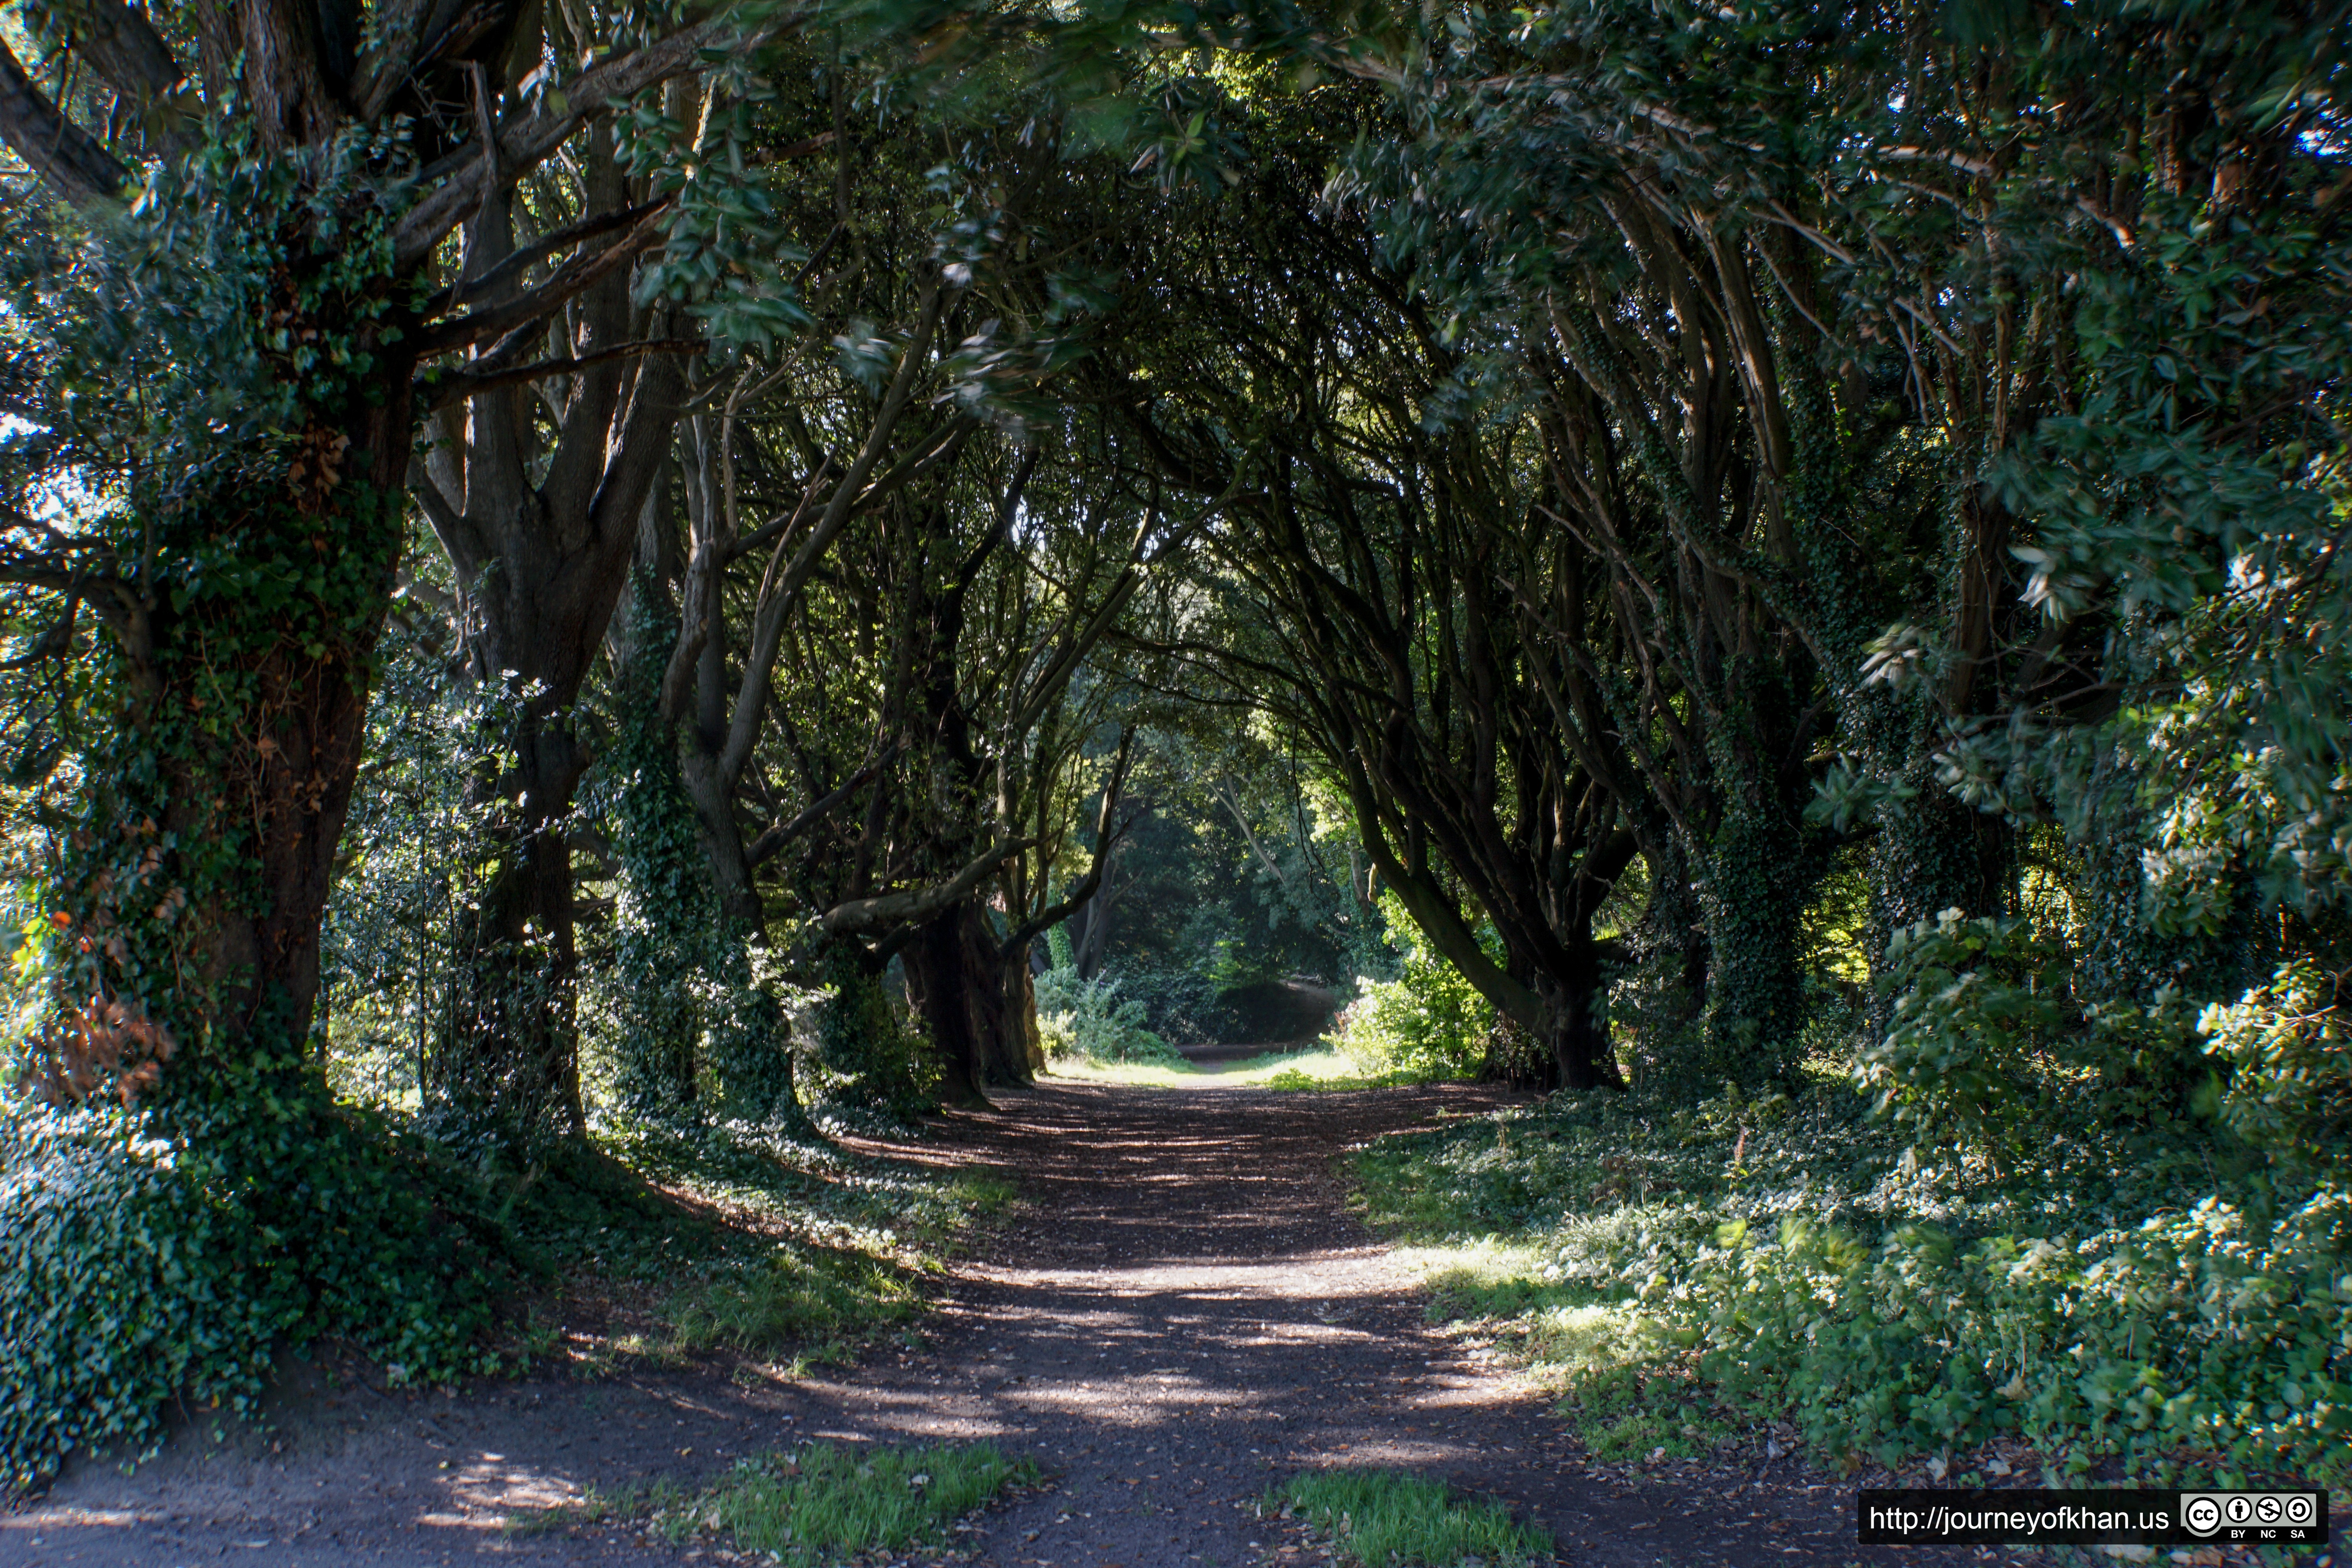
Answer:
[
  {"xmin": 521, "ymin": 1440, "xmax": 1039, "ymax": 1562},
  {"xmin": 507, "ymin": 1116, "xmax": 1014, "ymax": 1374},
  {"xmin": 1351, "ymin": 1078, "xmax": 2352, "ymax": 1487},
  {"xmin": 1265, "ymin": 1468, "xmax": 1552, "ymax": 1568}
]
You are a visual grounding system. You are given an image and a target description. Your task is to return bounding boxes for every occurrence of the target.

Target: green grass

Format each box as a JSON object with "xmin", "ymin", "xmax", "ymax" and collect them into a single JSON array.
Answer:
[
  {"xmin": 505, "ymin": 1116, "xmax": 1014, "ymax": 1372},
  {"xmin": 659, "ymin": 1242, "xmax": 922, "ymax": 1364},
  {"xmin": 1269, "ymin": 1468, "xmax": 1552, "ymax": 1568},
  {"xmin": 1046, "ymin": 1045, "xmax": 1433, "ymax": 1089},
  {"xmin": 526, "ymin": 1441, "xmax": 1038, "ymax": 1562}
]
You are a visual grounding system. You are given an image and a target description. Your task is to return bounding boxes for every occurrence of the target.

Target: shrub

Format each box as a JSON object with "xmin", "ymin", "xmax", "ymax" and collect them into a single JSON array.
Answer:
[
  {"xmin": 811, "ymin": 955, "xmax": 938, "ymax": 1117},
  {"xmin": 2200, "ymin": 960, "xmax": 2352, "ymax": 1174},
  {"xmin": 1324, "ymin": 908, "xmax": 1490, "ymax": 1080},
  {"xmin": 0, "ymin": 1087, "xmax": 501, "ymax": 1494},
  {"xmin": 1859, "ymin": 910, "xmax": 2072, "ymax": 1156},
  {"xmin": 1099, "ymin": 960, "xmax": 1230, "ymax": 1044},
  {"xmin": 0, "ymin": 1111, "xmax": 249, "ymax": 1492},
  {"xmin": 1323, "ymin": 891, "xmax": 1495, "ymax": 1079},
  {"xmin": 1356, "ymin": 1082, "xmax": 2352, "ymax": 1483},
  {"xmin": 1032, "ymin": 967, "xmax": 1183, "ymax": 1065}
]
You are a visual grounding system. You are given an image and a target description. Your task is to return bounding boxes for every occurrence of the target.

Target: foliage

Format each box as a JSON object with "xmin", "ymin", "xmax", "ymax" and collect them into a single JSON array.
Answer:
[
  {"xmin": 1860, "ymin": 911, "xmax": 2074, "ymax": 1156},
  {"xmin": 1033, "ymin": 964, "xmax": 1182, "ymax": 1066},
  {"xmin": 1355, "ymin": 1080, "xmax": 2352, "ymax": 1484},
  {"xmin": 5, "ymin": 0, "xmax": 2350, "ymax": 1506},
  {"xmin": 0, "ymin": 1097, "xmax": 506, "ymax": 1492},
  {"xmin": 1088, "ymin": 956, "xmax": 1230, "ymax": 1045},
  {"xmin": 1324, "ymin": 895, "xmax": 1490, "ymax": 1081},
  {"xmin": 2199, "ymin": 960, "xmax": 2352, "ymax": 1177},
  {"xmin": 808, "ymin": 953, "xmax": 939, "ymax": 1119},
  {"xmin": 0, "ymin": 127, "xmax": 530, "ymax": 1492},
  {"xmin": 545, "ymin": 1440, "xmax": 1038, "ymax": 1563},
  {"xmin": 1265, "ymin": 1468, "xmax": 1552, "ymax": 1568},
  {"xmin": 0, "ymin": 1111, "xmax": 263, "ymax": 1492},
  {"xmin": 1072, "ymin": 726, "xmax": 1371, "ymax": 1017},
  {"xmin": 603, "ymin": 574, "xmax": 716, "ymax": 1116}
]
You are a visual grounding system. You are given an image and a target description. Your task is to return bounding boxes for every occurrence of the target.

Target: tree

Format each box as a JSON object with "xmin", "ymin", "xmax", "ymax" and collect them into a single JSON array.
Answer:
[{"xmin": 0, "ymin": 0, "xmax": 785, "ymax": 1114}]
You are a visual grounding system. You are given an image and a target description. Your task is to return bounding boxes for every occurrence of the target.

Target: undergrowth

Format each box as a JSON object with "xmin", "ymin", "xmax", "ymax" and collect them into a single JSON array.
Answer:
[
  {"xmin": 523, "ymin": 1114, "xmax": 1010, "ymax": 1370},
  {"xmin": 525, "ymin": 1439, "xmax": 1037, "ymax": 1562},
  {"xmin": 1355, "ymin": 1076, "xmax": 2352, "ymax": 1488},
  {"xmin": 1265, "ymin": 1467, "xmax": 1552, "ymax": 1568},
  {"xmin": 0, "ymin": 1099, "xmax": 1006, "ymax": 1493},
  {"xmin": 1034, "ymin": 965, "xmax": 1184, "ymax": 1067}
]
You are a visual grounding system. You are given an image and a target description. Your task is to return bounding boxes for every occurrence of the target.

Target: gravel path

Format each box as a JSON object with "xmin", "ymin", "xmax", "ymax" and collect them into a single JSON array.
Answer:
[{"xmin": 5, "ymin": 1064, "xmax": 1964, "ymax": 1567}]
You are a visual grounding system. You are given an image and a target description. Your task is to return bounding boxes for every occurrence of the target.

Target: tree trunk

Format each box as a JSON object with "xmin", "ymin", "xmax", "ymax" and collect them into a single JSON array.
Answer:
[
  {"xmin": 28, "ymin": 341, "xmax": 421, "ymax": 1114},
  {"xmin": 902, "ymin": 899, "xmax": 1037, "ymax": 1105},
  {"xmin": 414, "ymin": 167, "xmax": 684, "ymax": 1141},
  {"xmin": 1538, "ymin": 965, "xmax": 1617, "ymax": 1091},
  {"xmin": 1012, "ymin": 959, "xmax": 1046, "ymax": 1076},
  {"xmin": 1071, "ymin": 857, "xmax": 1118, "ymax": 979},
  {"xmin": 201, "ymin": 378, "xmax": 417, "ymax": 1062},
  {"xmin": 423, "ymin": 791, "xmax": 584, "ymax": 1140}
]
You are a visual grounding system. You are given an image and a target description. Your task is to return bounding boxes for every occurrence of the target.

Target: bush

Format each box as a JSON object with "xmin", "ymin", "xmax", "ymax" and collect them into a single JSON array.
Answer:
[
  {"xmin": 0, "ymin": 1085, "xmax": 501, "ymax": 1494},
  {"xmin": 1324, "ymin": 897, "xmax": 1490, "ymax": 1080},
  {"xmin": 1356, "ymin": 1080, "xmax": 2352, "ymax": 1483},
  {"xmin": 1859, "ymin": 910, "xmax": 2073, "ymax": 1155},
  {"xmin": 1093, "ymin": 960, "xmax": 1230, "ymax": 1044},
  {"xmin": 1032, "ymin": 967, "xmax": 1183, "ymax": 1065},
  {"xmin": 2200, "ymin": 960, "xmax": 2352, "ymax": 1174},
  {"xmin": 1686, "ymin": 1186, "xmax": 2352, "ymax": 1474},
  {"xmin": 0, "ymin": 1111, "xmax": 250, "ymax": 1491},
  {"xmin": 810, "ymin": 955, "xmax": 938, "ymax": 1118}
]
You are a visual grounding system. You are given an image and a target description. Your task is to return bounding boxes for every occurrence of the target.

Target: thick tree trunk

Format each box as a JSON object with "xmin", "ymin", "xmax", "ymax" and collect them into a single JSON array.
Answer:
[
  {"xmin": 901, "ymin": 899, "xmax": 1036, "ymax": 1105},
  {"xmin": 1537, "ymin": 965, "xmax": 1617, "ymax": 1091},
  {"xmin": 425, "ymin": 798, "xmax": 584, "ymax": 1139},
  {"xmin": 201, "ymin": 377, "xmax": 416, "ymax": 1060}
]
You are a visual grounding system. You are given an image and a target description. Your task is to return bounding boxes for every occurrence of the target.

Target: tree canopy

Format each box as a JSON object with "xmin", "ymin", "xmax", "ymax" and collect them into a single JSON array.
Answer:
[{"xmin": 2, "ymin": 0, "xmax": 2348, "ymax": 1500}]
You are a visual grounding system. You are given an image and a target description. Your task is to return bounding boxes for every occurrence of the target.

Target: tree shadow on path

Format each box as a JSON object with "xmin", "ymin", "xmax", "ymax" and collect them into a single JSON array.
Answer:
[{"xmin": 8, "ymin": 1067, "xmax": 2013, "ymax": 1567}]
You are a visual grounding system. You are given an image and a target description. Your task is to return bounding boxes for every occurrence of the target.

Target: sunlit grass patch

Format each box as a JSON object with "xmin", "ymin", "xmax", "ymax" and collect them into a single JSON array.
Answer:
[
  {"xmin": 1255, "ymin": 1047, "xmax": 1437, "ymax": 1090},
  {"xmin": 523, "ymin": 1441, "xmax": 1038, "ymax": 1562},
  {"xmin": 1399, "ymin": 1237, "xmax": 1642, "ymax": 1377},
  {"xmin": 659, "ymin": 1242, "xmax": 921, "ymax": 1362},
  {"xmin": 1045, "ymin": 1046, "xmax": 1364, "ymax": 1087},
  {"xmin": 1042, "ymin": 1055, "xmax": 1204, "ymax": 1085},
  {"xmin": 1268, "ymin": 1467, "xmax": 1552, "ymax": 1568},
  {"xmin": 1046, "ymin": 1042, "xmax": 1470, "ymax": 1091}
]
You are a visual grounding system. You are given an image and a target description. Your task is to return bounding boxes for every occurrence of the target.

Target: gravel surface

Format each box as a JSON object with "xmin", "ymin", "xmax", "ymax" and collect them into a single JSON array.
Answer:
[{"xmin": 7, "ymin": 1063, "xmax": 2030, "ymax": 1567}]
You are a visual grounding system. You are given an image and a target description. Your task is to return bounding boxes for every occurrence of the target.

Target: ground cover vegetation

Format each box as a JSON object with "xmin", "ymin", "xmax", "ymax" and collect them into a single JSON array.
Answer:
[
  {"xmin": 517, "ymin": 1438, "xmax": 1039, "ymax": 1561},
  {"xmin": 0, "ymin": 0, "xmax": 2345, "ymax": 1515},
  {"xmin": 1260, "ymin": 1467, "xmax": 1555, "ymax": 1568}
]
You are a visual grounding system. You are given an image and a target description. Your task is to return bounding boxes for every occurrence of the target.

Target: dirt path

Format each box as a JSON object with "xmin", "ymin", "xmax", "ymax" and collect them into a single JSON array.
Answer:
[{"xmin": 6, "ymin": 1068, "xmax": 1948, "ymax": 1567}]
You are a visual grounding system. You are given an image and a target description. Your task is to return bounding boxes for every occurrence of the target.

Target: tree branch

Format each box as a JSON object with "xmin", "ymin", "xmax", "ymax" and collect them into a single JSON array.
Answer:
[
  {"xmin": 819, "ymin": 835, "xmax": 1038, "ymax": 938},
  {"xmin": 390, "ymin": 17, "xmax": 762, "ymax": 270},
  {"xmin": 0, "ymin": 37, "xmax": 130, "ymax": 205},
  {"xmin": 745, "ymin": 744, "xmax": 898, "ymax": 867},
  {"xmin": 412, "ymin": 210, "xmax": 668, "ymax": 355},
  {"xmin": 420, "ymin": 337, "xmax": 700, "ymax": 411}
]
